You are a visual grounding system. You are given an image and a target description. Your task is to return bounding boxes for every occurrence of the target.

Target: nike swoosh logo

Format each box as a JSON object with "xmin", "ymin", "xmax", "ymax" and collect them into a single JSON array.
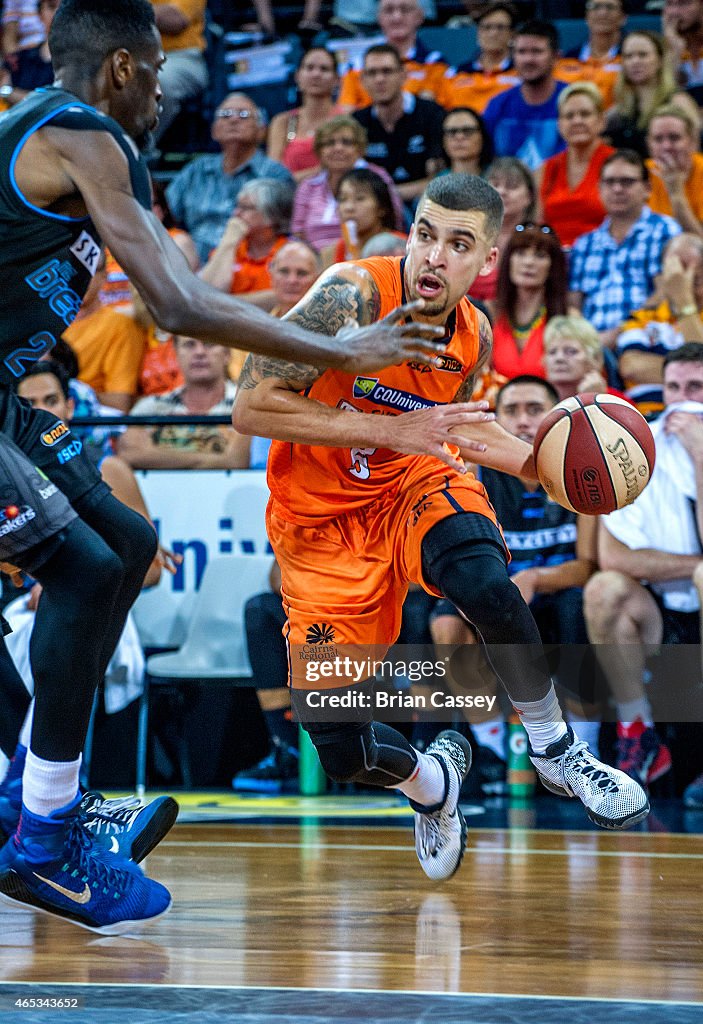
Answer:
[
  {"xmin": 33, "ymin": 872, "xmax": 91, "ymax": 904},
  {"xmin": 110, "ymin": 837, "xmax": 119, "ymax": 854}
]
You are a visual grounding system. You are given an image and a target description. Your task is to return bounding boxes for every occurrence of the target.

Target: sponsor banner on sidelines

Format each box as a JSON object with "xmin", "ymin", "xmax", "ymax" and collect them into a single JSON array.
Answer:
[{"xmin": 133, "ymin": 469, "xmax": 270, "ymax": 646}]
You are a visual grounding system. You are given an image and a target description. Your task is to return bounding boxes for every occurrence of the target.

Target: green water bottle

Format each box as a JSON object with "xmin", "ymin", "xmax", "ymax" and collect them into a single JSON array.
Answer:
[
  {"xmin": 507, "ymin": 716, "xmax": 535, "ymax": 799},
  {"xmin": 298, "ymin": 724, "xmax": 327, "ymax": 795}
]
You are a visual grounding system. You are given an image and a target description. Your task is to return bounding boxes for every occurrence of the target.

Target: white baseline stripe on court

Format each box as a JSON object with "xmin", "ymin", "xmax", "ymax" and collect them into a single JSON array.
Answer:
[
  {"xmin": 160, "ymin": 839, "xmax": 703, "ymax": 859},
  {"xmin": 2, "ymin": 980, "xmax": 702, "ymax": 1007}
]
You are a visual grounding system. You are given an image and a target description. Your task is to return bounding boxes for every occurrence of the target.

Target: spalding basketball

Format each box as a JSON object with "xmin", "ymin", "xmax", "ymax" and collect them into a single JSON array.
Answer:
[{"xmin": 533, "ymin": 393, "xmax": 655, "ymax": 515}]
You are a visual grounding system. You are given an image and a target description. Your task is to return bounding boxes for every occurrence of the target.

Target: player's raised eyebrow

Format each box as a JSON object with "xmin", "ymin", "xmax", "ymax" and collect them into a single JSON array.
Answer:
[{"xmin": 416, "ymin": 216, "xmax": 478, "ymax": 242}]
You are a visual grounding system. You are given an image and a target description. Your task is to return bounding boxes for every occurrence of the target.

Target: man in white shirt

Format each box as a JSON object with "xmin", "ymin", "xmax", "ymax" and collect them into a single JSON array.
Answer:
[{"xmin": 583, "ymin": 342, "xmax": 703, "ymax": 797}]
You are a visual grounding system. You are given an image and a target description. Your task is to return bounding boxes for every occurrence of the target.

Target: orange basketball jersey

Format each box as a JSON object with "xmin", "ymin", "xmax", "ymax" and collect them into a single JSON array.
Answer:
[{"xmin": 267, "ymin": 256, "xmax": 481, "ymax": 524}]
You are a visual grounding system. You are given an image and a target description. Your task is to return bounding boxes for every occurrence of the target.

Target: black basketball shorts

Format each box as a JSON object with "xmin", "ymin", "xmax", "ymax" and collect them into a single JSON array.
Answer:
[
  {"xmin": 0, "ymin": 386, "xmax": 108, "ymax": 508},
  {"xmin": 0, "ymin": 433, "xmax": 77, "ymax": 568}
]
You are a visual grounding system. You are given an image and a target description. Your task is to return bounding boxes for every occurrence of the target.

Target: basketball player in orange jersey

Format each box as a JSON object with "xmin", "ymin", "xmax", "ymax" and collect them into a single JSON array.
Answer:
[{"xmin": 234, "ymin": 174, "xmax": 649, "ymax": 880}]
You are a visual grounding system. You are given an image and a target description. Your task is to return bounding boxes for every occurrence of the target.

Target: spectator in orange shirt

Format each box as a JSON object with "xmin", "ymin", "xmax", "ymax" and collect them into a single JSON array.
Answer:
[
  {"xmin": 199, "ymin": 178, "xmax": 295, "ymax": 301},
  {"xmin": 555, "ymin": 0, "xmax": 626, "ymax": 109},
  {"xmin": 537, "ymin": 82, "xmax": 614, "ymax": 248},
  {"xmin": 436, "ymin": 2, "xmax": 519, "ymax": 114},
  {"xmin": 63, "ymin": 253, "xmax": 147, "ymax": 413},
  {"xmin": 646, "ymin": 102, "xmax": 703, "ymax": 236},
  {"xmin": 338, "ymin": 0, "xmax": 447, "ymax": 110}
]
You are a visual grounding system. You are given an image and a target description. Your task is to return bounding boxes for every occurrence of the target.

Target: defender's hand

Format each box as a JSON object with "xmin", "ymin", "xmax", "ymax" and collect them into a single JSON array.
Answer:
[{"xmin": 337, "ymin": 300, "xmax": 447, "ymax": 374}]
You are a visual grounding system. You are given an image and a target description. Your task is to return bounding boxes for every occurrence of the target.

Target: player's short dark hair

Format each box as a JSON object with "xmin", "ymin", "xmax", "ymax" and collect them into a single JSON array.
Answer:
[
  {"xmin": 50, "ymin": 0, "xmax": 156, "ymax": 78},
  {"xmin": 421, "ymin": 173, "xmax": 504, "ymax": 243},
  {"xmin": 514, "ymin": 19, "xmax": 559, "ymax": 51},
  {"xmin": 495, "ymin": 374, "xmax": 559, "ymax": 410},
  {"xmin": 19, "ymin": 359, "xmax": 71, "ymax": 400},
  {"xmin": 663, "ymin": 342, "xmax": 703, "ymax": 370}
]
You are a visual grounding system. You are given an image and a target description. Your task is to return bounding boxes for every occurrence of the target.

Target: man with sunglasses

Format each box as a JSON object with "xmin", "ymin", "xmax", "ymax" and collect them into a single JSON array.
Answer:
[
  {"xmin": 166, "ymin": 92, "xmax": 294, "ymax": 264},
  {"xmin": 569, "ymin": 149, "xmax": 681, "ymax": 349}
]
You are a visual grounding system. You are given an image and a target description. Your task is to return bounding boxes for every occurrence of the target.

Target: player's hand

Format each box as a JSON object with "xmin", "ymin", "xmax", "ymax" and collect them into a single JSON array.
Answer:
[
  {"xmin": 336, "ymin": 300, "xmax": 447, "ymax": 373},
  {"xmin": 510, "ymin": 568, "xmax": 537, "ymax": 606},
  {"xmin": 26, "ymin": 582, "xmax": 43, "ymax": 612},
  {"xmin": 155, "ymin": 545, "xmax": 183, "ymax": 576},
  {"xmin": 664, "ymin": 410, "xmax": 703, "ymax": 462},
  {"xmin": 388, "ymin": 401, "xmax": 495, "ymax": 473}
]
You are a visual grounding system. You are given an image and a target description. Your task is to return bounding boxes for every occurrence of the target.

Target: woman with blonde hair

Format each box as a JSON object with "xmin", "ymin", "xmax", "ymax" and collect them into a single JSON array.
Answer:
[
  {"xmin": 604, "ymin": 30, "xmax": 700, "ymax": 157},
  {"xmin": 543, "ymin": 315, "xmax": 627, "ymax": 401},
  {"xmin": 537, "ymin": 82, "xmax": 614, "ymax": 248}
]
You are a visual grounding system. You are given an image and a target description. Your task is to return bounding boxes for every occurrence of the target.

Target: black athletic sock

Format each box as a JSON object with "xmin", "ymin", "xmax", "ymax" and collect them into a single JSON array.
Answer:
[{"xmin": 263, "ymin": 708, "xmax": 298, "ymax": 751}]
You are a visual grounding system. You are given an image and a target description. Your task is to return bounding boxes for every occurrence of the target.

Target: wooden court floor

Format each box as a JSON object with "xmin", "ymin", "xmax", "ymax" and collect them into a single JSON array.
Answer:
[{"xmin": 1, "ymin": 818, "xmax": 703, "ymax": 1021}]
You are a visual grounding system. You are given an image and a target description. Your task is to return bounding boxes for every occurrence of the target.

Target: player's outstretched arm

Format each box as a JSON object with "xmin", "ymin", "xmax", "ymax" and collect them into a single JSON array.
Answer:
[
  {"xmin": 46, "ymin": 130, "xmax": 446, "ymax": 373},
  {"xmin": 233, "ymin": 266, "xmax": 495, "ymax": 471},
  {"xmin": 447, "ymin": 310, "xmax": 539, "ymax": 480}
]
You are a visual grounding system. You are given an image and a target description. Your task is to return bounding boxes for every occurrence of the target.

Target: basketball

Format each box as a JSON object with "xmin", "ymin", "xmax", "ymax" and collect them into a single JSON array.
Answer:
[{"xmin": 533, "ymin": 393, "xmax": 655, "ymax": 515}]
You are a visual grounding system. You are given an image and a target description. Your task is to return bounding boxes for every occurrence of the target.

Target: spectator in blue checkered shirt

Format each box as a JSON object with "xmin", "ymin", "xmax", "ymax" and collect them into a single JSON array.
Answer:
[{"xmin": 568, "ymin": 149, "xmax": 681, "ymax": 349}]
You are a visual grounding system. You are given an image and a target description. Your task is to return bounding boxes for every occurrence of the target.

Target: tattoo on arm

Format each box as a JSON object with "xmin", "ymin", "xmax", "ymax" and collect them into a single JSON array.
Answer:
[
  {"xmin": 286, "ymin": 271, "xmax": 381, "ymax": 332},
  {"xmin": 237, "ymin": 270, "xmax": 381, "ymax": 392},
  {"xmin": 453, "ymin": 309, "xmax": 494, "ymax": 402}
]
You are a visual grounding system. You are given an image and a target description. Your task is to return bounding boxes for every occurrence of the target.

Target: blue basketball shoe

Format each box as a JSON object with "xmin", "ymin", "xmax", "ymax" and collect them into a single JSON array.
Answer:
[
  {"xmin": 0, "ymin": 778, "xmax": 178, "ymax": 863},
  {"xmin": 0, "ymin": 797, "xmax": 172, "ymax": 933},
  {"xmin": 0, "ymin": 774, "xmax": 22, "ymax": 844},
  {"xmin": 79, "ymin": 792, "xmax": 179, "ymax": 863}
]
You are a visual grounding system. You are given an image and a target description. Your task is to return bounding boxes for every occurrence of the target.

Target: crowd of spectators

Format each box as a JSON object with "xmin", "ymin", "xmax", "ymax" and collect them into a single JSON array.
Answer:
[{"xmin": 3, "ymin": 0, "xmax": 703, "ymax": 805}]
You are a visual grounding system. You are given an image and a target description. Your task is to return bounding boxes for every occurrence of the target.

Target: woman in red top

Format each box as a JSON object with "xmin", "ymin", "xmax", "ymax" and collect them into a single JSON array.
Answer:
[
  {"xmin": 492, "ymin": 223, "xmax": 567, "ymax": 380},
  {"xmin": 322, "ymin": 167, "xmax": 403, "ymax": 266},
  {"xmin": 267, "ymin": 48, "xmax": 341, "ymax": 182},
  {"xmin": 537, "ymin": 82, "xmax": 614, "ymax": 249}
]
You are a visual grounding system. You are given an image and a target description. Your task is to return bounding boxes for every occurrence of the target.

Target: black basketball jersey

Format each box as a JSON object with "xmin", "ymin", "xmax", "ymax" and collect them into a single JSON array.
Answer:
[
  {"xmin": 0, "ymin": 87, "xmax": 151, "ymax": 387},
  {"xmin": 479, "ymin": 467, "xmax": 578, "ymax": 573}
]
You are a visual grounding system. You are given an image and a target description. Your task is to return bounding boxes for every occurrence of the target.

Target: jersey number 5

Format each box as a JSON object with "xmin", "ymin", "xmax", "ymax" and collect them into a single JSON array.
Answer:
[{"xmin": 349, "ymin": 447, "xmax": 376, "ymax": 480}]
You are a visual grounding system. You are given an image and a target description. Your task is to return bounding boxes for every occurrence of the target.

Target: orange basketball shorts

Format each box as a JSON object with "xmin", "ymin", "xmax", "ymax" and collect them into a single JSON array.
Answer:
[{"xmin": 266, "ymin": 464, "xmax": 502, "ymax": 690}]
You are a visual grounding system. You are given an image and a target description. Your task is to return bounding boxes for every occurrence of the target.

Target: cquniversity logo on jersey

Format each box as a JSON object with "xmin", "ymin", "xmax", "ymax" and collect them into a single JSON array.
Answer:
[{"xmin": 352, "ymin": 376, "xmax": 436, "ymax": 412}]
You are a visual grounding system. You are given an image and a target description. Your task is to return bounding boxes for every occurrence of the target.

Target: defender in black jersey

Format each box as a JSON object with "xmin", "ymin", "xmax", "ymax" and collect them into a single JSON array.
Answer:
[{"xmin": 0, "ymin": 0, "xmax": 454, "ymax": 935}]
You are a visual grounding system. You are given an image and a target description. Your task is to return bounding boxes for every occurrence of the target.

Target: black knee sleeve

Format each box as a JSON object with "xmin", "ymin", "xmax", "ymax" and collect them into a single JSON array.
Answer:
[
  {"xmin": 421, "ymin": 515, "xmax": 552, "ymax": 703},
  {"xmin": 309, "ymin": 721, "xmax": 418, "ymax": 787}
]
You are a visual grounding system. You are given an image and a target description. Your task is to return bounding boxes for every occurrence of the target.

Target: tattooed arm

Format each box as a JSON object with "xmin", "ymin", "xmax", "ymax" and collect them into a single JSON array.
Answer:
[
  {"xmin": 233, "ymin": 264, "xmax": 495, "ymax": 470},
  {"xmin": 447, "ymin": 310, "xmax": 540, "ymax": 481}
]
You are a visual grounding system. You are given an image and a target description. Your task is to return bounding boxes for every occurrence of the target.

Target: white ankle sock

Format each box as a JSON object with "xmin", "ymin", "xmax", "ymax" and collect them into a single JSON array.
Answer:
[
  {"xmin": 471, "ymin": 718, "xmax": 506, "ymax": 760},
  {"xmin": 568, "ymin": 717, "xmax": 601, "ymax": 758},
  {"xmin": 394, "ymin": 750, "xmax": 446, "ymax": 807},
  {"xmin": 514, "ymin": 685, "xmax": 567, "ymax": 755},
  {"xmin": 19, "ymin": 699, "xmax": 34, "ymax": 751},
  {"xmin": 22, "ymin": 748, "xmax": 81, "ymax": 819}
]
